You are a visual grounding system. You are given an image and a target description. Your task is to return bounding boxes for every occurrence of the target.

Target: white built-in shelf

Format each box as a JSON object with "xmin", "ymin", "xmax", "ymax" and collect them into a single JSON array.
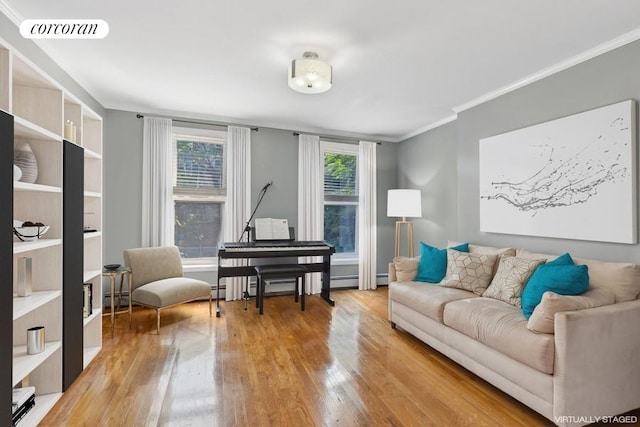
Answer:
[
  {"xmin": 83, "ymin": 309, "xmax": 102, "ymax": 327},
  {"xmin": 83, "ymin": 346, "xmax": 101, "ymax": 369},
  {"xmin": 13, "ymin": 291, "xmax": 61, "ymax": 320},
  {"xmin": 13, "ymin": 239, "xmax": 62, "ymax": 254},
  {"xmin": 83, "ymin": 231, "xmax": 102, "ymax": 240},
  {"xmin": 14, "ymin": 115, "xmax": 61, "ymax": 142},
  {"xmin": 19, "ymin": 392, "xmax": 63, "ymax": 427},
  {"xmin": 7, "ymin": 38, "xmax": 104, "ymax": 425},
  {"xmin": 12, "ymin": 341, "xmax": 62, "ymax": 386},
  {"xmin": 14, "ymin": 181, "xmax": 62, "ymax": 193},
  {"xmin": 83, "ymin": 147, "xmax": 102, "ymax": 159},
  {"xmin": 83, "ymin": 269, "xmax": 101, "ymax": 282},
  {"xmin": 12, "ymin": 50, "xmax": 61, "ymax": 90}
]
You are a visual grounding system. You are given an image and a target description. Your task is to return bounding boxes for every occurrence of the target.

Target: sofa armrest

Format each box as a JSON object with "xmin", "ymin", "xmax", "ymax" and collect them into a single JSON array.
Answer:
[
  {"xmin": 388, "ymin": 262, "xmax": 397, "ymax": 283},
  {"xmin": 553, "ymin": 299, "xmax": 640, "ymax": 423}
]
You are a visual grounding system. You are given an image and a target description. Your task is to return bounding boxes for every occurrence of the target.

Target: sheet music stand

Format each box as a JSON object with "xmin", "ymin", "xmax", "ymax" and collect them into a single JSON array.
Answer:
[{"xmin": 250, "ymin": 227, "xmax": 296, "ymax": 241}]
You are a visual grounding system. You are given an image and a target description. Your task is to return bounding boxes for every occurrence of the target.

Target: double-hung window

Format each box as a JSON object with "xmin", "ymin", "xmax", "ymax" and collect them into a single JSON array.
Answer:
[
  {"xmin": 321, "ymin": 141, "xmax": 359, "ymax": 259},
  {"xmin": 172, "ymin": 127, "xmax": 226, "ymax": 262}
]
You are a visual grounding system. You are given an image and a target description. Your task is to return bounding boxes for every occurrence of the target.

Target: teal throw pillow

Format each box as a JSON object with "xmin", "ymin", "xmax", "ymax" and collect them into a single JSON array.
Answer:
[
  {"xmin": 521, "ymin": 262, "xmax": 589, "ymax": 319},
  {"xmin": 415, "ymin": 242, "xmax": 469, "ymax": 283},
  {"xmin": 547, "ymin": 252, "xmax": 574, "ymax": 266}
]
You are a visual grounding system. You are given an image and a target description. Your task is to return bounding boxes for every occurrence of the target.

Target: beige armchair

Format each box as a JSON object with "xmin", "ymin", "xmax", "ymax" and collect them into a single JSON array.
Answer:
[{"xmin": 123, "ymin": 246, "xmax": 212, "ymax": 333}]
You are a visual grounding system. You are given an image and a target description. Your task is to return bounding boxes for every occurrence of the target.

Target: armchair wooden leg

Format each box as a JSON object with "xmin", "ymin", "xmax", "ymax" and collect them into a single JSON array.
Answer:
[
  {"xmin": 156, "ymin": 310, "xmax": 161, "ymax": 334},
  {"xmin": 301, "ymin": 275, "xmax": 305, "ymax": 312},
  {"xmin": 209, "ymin": 293, "xmax": 212, "ymax": 317},
  {"xmin": 128, "ymin": 273, "xmax": 133, "ymax": 330}
]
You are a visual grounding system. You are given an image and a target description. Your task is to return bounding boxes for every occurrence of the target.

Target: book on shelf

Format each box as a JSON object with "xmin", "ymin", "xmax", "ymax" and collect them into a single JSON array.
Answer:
[
  {"xmin": 12, "ymin": 386, "xmax": 35, "ymax": 425},
  {"xmin": 83, "ymin": 282, "xmax": 92, "ymax": 318}
]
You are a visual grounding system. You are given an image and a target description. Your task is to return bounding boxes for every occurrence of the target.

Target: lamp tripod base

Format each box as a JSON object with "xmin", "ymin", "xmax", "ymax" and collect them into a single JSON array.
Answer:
[{"xmin": 394, "ymin": 218, "xmax": 414, "ymax": 258}]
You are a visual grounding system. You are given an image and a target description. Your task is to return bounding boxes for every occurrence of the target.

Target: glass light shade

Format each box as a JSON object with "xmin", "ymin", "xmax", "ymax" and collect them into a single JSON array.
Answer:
[
  {"xmin": 288, "ymin": 52, "xmax": 332, "ymax": 94},
  {"xmin": 387, "ymin": 189, "xmax": 422, "ymax": 218}
]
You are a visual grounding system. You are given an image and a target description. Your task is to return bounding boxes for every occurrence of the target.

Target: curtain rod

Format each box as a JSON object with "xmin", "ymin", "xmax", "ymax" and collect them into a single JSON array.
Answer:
[
  {"xmin": 136, "ymin": 114, "xmax": 258, "ymax": 131},
  {"xmin": 292, "ymin": 132, "xmax": 381, "ymax": 145}
]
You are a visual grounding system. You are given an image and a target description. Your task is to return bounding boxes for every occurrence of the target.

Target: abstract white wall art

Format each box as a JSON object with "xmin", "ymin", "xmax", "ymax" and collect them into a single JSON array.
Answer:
[{"xmin": 479, "ymin": 100, "xmax": 637, "ymax": 244}]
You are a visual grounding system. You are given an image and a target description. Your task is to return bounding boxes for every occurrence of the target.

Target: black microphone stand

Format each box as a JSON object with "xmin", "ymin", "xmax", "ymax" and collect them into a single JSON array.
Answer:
[
  {"xmin": 238, "ymin": 182, "xmax": 271, "ymax": 243},
  {"xmin": 238, "ymin": 182, "xmax": 271, "ymax": 309}
]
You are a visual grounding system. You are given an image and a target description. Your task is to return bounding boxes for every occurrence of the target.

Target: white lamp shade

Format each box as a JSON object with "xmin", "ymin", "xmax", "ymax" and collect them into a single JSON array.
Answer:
[{"xmin": 387, "ymin": 189, "xmax": 422, "ymax": 218}]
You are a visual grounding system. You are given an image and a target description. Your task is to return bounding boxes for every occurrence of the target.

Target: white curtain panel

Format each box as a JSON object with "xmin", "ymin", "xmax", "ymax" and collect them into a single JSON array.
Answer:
[
  {"xmin": 358, "ymin": 141, "xmax": 377, "ymax": 290},
  {"xmin": 224, "ymin": 126, "xmax": 251, "ymax": 300},
  {"xmin": 141, "ymin": 117, "xmax": 174, "ymax": 247},
  {"xmin": 297, "ymin": 134, "xmax": 323, "ymax": 294}
]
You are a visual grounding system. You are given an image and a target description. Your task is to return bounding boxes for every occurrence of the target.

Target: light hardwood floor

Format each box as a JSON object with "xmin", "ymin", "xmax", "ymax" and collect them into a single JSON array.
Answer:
[{"xmin": 42, "ymin": 288, "xmax": 557, "ymax": 426}]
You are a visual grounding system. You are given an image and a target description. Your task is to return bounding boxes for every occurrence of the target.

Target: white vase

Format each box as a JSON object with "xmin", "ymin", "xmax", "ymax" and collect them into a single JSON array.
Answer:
[
  {"xmin": 13, "ymin": 164, "xmax": 22, "ymax": 181},
  {"xmin": 14, "ymin": 143, "xmax": 38, "ymax": 184}
]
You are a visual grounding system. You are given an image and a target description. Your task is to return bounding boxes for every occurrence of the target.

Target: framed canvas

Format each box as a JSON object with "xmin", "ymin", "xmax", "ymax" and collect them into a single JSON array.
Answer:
[{"xmin": 479, "ymin": 100, "xmax": 637, "ymax": 244}]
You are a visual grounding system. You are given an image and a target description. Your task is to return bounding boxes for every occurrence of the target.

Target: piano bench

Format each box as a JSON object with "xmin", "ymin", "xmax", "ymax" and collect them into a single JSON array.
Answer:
[{"xmin": 254, "ymin": 264, "xmax": 308, "ymax": 315}]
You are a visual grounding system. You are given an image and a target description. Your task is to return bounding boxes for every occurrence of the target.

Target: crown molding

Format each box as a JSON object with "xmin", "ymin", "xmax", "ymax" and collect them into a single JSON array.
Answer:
[
  {"xmin": 398, "ymin": 26, "xmax": 640, "ymax": 142},
  {"xmin": 0, "ymin": 0, "xmax": 22, "ymax": 26},
  {"xmin": 453, "ymin": 26, "xmax": 640, "ymax": 114},
  {"xmin": 398, "ymin": 114, "xmax": 458, "ymax": 142}
]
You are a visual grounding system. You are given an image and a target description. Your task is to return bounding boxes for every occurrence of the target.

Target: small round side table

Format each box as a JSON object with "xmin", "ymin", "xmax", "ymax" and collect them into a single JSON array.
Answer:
[{"xmin": 102, "ymin": 266, "xmax": 132, "ymax": 338}]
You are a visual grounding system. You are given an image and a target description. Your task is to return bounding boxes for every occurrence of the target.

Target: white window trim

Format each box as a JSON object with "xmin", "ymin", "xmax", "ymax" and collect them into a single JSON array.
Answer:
[
  {"xmin": 173, "ymin": 126, "xmax": 228, "ymax": 265},
  {"xmin": 331, "ymin": 257, "xmax": 359, "ymax": 266},
  {"xmin": 321, "ymin": 140, "xmax": 359, "ymax": 259}
]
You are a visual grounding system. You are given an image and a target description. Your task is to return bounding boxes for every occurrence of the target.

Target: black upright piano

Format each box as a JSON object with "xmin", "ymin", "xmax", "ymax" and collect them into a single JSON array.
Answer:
[{"xmin": 216, "ymin": 240, "xmax": 335, "ymax": 316}]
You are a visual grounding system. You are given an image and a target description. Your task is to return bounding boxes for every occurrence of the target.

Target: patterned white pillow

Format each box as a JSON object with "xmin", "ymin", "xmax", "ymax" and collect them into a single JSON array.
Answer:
[
  {"xmin": 483, "ymin": 256, "xmax": 546, "ymax": 307},
  {"xmin": 440, "ymin": 249, "xmax": 498, "ymax": 295}
]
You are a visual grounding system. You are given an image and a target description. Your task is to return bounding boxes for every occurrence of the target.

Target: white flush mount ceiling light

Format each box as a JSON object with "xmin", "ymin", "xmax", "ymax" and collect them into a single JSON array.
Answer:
[{"xmin": 288, "ymin": 51, "xmax": 332, "ymax": 94}]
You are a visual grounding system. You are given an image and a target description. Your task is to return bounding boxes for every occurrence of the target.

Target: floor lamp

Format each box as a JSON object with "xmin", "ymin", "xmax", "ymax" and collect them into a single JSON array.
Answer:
[{"xmin": 387, "ymin": 189, "xmax": 422, "ymax": 258}]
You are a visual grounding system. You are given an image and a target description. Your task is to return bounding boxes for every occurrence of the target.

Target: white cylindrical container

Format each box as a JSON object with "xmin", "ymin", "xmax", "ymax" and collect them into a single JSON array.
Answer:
[
  {"xmin": 26, "ymin": 326, "xmax": 45, "ymax": 355},
  {"xmin": 64, "ymin": 120, "xmax": 77, "ymax": 142}
]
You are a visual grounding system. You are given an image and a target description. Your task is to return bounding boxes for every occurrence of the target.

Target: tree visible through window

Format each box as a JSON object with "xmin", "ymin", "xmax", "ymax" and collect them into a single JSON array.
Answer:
[
  {"xmin": 323, "ymin": 144, "xmax": 358, "ymax": 255},
  {"xmin": 173, "ymin": 130, "xmax": 226, "ymax": 259}
]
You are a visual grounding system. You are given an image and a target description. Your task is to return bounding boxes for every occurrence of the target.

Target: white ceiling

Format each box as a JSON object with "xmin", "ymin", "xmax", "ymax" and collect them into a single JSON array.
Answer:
[{"xmin": 3, "ymin": 1, "xmax": 640, "ymax": 142}]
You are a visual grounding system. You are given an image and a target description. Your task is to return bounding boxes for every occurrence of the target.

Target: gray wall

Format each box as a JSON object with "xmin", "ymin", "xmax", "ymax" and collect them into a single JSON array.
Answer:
[
  {"xmin": 402, "ymin": 39, "xmax": 640, "ymax": 263},
  {"xmin": 103, "ymin": 109, "xmax": 399, "ymax": 281},
  {"xmin": 103, "ymin": 110, "xmax": 143, "ymax": 264},
  {"xmin": 397, "ymin": 121, "xmax": 458, "ymax": 250}
]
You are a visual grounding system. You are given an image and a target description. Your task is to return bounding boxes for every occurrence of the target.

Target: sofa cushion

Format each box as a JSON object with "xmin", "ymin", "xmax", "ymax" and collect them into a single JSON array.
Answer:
[
  {"xmin": 483, "ymin": 256, "xmax": 546, "ymax": 307},
  {"xmin": 415, "ymin": 242, "xmax": 469, "ymax": 283},
  {"xmin": 389, "ymin": 281, "xmax": 478, "ymax": 323},
  {"xmin": 573, "ymin": 257, "xmax": 640, "ymax": 302},
  {"xmin": 440, "ymin": 249, "xmax": 498, "ymax": 296},
  {"xmin": 132, "ymin": 277, "xmax": 211, "ymax": 308},
  {"xmin": 527, "ymin": 287, "xmax": 616, "ymax": 334},
  {"xmin": 518, "ymin": 249, "xmax": 640, "ymax": 303},
  {"xmin": 443, "ymin": 297, "xmax": 555, "ymax": 374},
  {"xmin": 392, "ymin": 256, "xmax": 420, "ymax": 282},
  {"xmin": 515, "ymin": 248, "xmax": 557, "ymax": 261},
  {"xmin": 521, "ymin": 262, "xmax": 590, "ymax": 319}
]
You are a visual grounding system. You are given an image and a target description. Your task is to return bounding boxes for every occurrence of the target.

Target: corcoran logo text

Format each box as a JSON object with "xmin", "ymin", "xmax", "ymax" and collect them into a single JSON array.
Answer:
[{"xmin": 20, "ymin": 19, "xmax": 109, "ymax": 39}]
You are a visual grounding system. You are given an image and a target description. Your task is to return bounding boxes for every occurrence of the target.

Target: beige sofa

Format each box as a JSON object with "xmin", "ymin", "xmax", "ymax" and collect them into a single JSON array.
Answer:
[{"xmin": 388, "ymin": 244, "xmax": 640, "ymax": 426}]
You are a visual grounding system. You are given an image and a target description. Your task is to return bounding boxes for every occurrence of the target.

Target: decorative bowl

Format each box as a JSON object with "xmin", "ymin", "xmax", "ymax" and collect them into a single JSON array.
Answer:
[
  {"xmin": 13, "ymin": 225, "xmax": 50, "ymax": 241},
  {"xmin": 104, "ymin": 264, "xmax": 121, "ymax": 270}
]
